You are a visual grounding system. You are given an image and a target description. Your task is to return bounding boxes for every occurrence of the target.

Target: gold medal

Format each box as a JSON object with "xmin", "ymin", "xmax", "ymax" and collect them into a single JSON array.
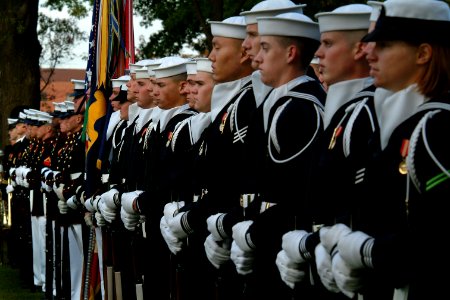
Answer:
[
  {"xmin": 398, "ymin": 160, "xmax": 408, "ymax": 174},
  {"xmin": 399, "ymin": 139, "xmax": 409, "ymax": 175},
  {"xmin": 328, "ymin": 126, "xmax": 342, "ymax": 150},
  {"xmin": 219, "ymin": 112, "xmax": 228, "ymax": 134}
]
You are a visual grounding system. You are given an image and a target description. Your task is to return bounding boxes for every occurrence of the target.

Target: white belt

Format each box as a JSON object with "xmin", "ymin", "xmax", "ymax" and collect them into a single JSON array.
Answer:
[
  {"xmin": 260, "ymin": 201, "xmax": 277, "ymax": 213},
  {"xmin": 240, "ymin": 194, "xmax": 256, "ymax": 208}
]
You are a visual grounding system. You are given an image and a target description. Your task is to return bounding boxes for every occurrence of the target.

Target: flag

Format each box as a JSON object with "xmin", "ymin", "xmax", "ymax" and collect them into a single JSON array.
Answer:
[{"xmin": 82, "ymin": 1, "xmax": 135, "ymax": 299}]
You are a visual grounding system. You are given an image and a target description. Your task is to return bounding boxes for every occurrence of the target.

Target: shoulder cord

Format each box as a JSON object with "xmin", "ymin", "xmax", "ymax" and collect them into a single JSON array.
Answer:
[
  {"xmin": 142, "ymin": 121, "xmax": 155, "ymax": 151},
  {"xmin": 170, "ymin": 118, "xmax": 191, "ymax": 152},
  {"xmin": 343, "ymin": 97, "xmax": 376, "ymax": 157},
  {"xmin": 268, "ymin": 93, "xmax": 324, "ymax": 164},
  {"xmin": 407, "ymin": 109, "xmax": 450, "ymax": 193},
  {"xmin": 230, "ymin": 86, "xmax": 252, "ymax": 144}
]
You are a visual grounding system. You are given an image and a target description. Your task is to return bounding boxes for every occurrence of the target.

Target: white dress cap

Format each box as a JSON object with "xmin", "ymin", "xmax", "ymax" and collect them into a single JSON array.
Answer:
[
  {"xmin": 384, "ymin": 0, "xmax": 450, "ymax": 20},
  {"xmin": 315, "ymin": 4, "xmax": 372, "ymax": 33},
  {"xmin": 196, "ymin": 58, "xmax": 213, "ymax": 74},
  {"xmin": 209, "ymin": 16, "xmax": 247, "ymax": 39},
  {"xmin": 135, "ymin": 67, "xmax": 150, "ymax": 79},
  {"xmin": 257, "ymin": 12, "xmax": 320, "ymax": 41},
  {"xmin": 8, "ymin": 118, "xmax": 18, "ymax": 125},
  {"xmin": 186, "ymin": 60, "xmax": 197, "ymax": 75},
  {"xmin": 146, "ymin": 60, "xmax": 162, "ymax": 77},
  {"xmin": 129, "ymin": 59, "xmax": 156, "ymax": 74},
  {"xmin": 111, "ymin": 75, "xmax": 131, "ymax": 88},
  {"xmin": 65, "ymin": 101, "xmax": 75, "ymax": 112},
  {"xmin": 153, "ymin": 56, "xmax": 188, "ymax": 79},
  {"xmin": 38, "ymin": 114, "xmax": 53, "ymax": 124},
  {"xmin": 367, "ymin": 1, "xmax": 383, "ymax": 22},
  {"xmin": 71, "ymin": 79, "xmax": 85, "ymax": 90},
  {"xmin": 241, "ymin": 0, "xmax": 305, "ymax": 25}
]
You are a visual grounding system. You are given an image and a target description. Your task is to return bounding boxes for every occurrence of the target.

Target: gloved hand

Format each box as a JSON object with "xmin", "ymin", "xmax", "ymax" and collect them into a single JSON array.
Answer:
[
  {"xmin": 6, "ymin": 184, "xmax": 14, "ymax": 193},
  {"xmin": 160, "ymin": 216, "xmax": 183, "ymax": 255},
  {"xmin": 232, "ymin": 220, "xmax": 255, "ymax": 252},
  {"xmin": 99, "ymin": 198, "xmax": 117, "ymax": 223},
  {"xmin": 95, "ymin": 211, "xmax": 106, "ymax": 227},
  {"xmin": 84, "ymin": 196, "xmax": 100, "ymax": 213},
  {"xmin": 163, "ymin": 201, "xmax": 185, "ymax": 223},
  {"xmin": 121, "ymin": 190, "xmax": 143, "ymax": 214},
  {"xmin": 319, "ymin": 224, "xmax": 351, "ymax": 255},
  {"xmin": 22, "ymin": 168, "xmax": 32, "ymax": 188},
  {"xmin": 230, "ymin": 240, "xmax": 254, "ymax": 275},
  {"xmin": 101, "ymin": 188, "xmax": 120, "ymax": 211},
  {"xmin": 84, "ymin": 212, "xmax": 94, "ymax": 227},
  {"xmin": 168, "ymin": 211, "xmax": 192, "ymax": 239},
  {"xmin": 276, "ymin": 249, "xmax": 307, "ymax": 289},
  {"xmin": 332, "ymin": 252, "xmax": 362, "ymax": 298},
  {"xmin": 15, "ymin": 167, "xmax": 24, "ymax": 187},
  {"xmin": 67, "ymin": 195, "xmax": 81, "ymax": 210},
  {"xmin": 206, "ymin": 213, "xmax": 228, "ymax": 241},
  {"xmin": 204, "ymin": 234, "xmax": 231, "ymax": 269},
  {"xmin": 338, "ymin": 231, "xmax": 374, "ymax": 269},
  {"xmin": 42, "ymin": 170, "xmax": 54, "ymax": 192},
  {"xmin": 315, "ymin": 243, "xmax": 339, "ymax": 293},
  {"xmin": 282, "ymin": 230, "xmax": 309, "ymax": 263},
  {"xmin": 120, "ymin": 206, "xmax": 140, "ymax": 231},
  {"xmin": 58, "ymin": 199, "xmax": 69, "ymax": 214},
  {"xmin": 53, "ymin": 182, "xmax": 66, "ymax": 201}
]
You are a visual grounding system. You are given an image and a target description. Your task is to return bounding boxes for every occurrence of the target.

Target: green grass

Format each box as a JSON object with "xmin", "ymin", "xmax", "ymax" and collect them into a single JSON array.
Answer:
[{"xmin": 0, "ymin": 265, "xmax": 44, "ymax": 300}]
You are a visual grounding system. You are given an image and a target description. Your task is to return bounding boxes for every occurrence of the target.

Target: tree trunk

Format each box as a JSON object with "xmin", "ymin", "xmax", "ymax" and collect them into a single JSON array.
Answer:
[{"xmin": 0, "ymin": 0, "xmax": 41, "ymax": 148}]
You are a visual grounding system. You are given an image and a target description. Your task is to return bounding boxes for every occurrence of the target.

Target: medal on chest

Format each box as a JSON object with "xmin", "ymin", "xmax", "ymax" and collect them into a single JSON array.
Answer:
[
  {"xmin": 219, "ymin": 112, "xmax": 228, "ymax": 134},
  {"xmin": 398, "ymin": 139, "xmax": 409, "ymax": 175}
]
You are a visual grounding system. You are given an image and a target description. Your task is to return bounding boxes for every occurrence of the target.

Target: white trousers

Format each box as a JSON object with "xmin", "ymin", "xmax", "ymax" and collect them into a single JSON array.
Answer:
[{"xmin": 31, "ymin": 215, "xmax": 46, "ymax": 289}]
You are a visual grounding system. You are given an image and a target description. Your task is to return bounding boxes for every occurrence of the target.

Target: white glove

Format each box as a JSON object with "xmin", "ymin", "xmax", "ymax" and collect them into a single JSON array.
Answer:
[
  {"xmin": 319, "ymin": 224, "xmax": 351, "ymax": 255},
  {"xmin": 206, "ymin": 213, "xmax": 228, "ymax": 241},
  {"xmin": 53, "ymin": 183, "xmax": 66, "ymax": 201},
  {"xmin": 332, "ymin": 252, "xmax": 361, "ymax": 298},
  {"xmin": 84, "ymin": 212, "xmax": 94, "ymax": 227},
  {"xmin": 67, "ymin": 195, "xmax": 81, "ymax": 210},
  {"xmin": 232, "ymin": 220, "xmax": 255, "ymax": 252},
  {"xmin": 282, "ymin": 230, "xmax": 309, "ymax": 264},
  {"xmin": 58, "ymin": 199, "xmax": 68, "ymax": 214},
  {"xmin": 84, "ymin": 196, "xmax": 99, "ymax": 213},
  {"xmin": 101, "ymin": 189, "xmax": 120, "ymax": 210},
  {"xmin": 168, "ymin": 212, "xmax": 192, "ymax": 239},
  {"xmin": 95, "ymin": 211, "xmax": 107, "ymax": 227},
  {"xmin": 230, "ymin": 240, "xmax": 254, "ymax": 275},
  {"xmin": 121, "ymin": 190, "xmax": 143, "ymax": 214},
  {"xmin": 6, "ymin": 184, "xmax": 14, "ymax": 193},
  {"xmin": 276, "ymin": 250, "xmax": 307, "ymax": 289},
  {"xmin": 163, "ymin": 201, "xmax": 185, "ymax": 223},
  {"xmin": 99, "ymin": 198, "xmax": 117, "ymax": 223},
  {"xmin": 42, "ymin": 170, "xmax": 53, "ymax": 192},
  {"xmin": 120, "ymin": 206, "xmax": 140, "ymax": 231},
  {"xmin": 338, "ymin": 231, "xmax": 374, "ymax": 269},
  {"xmin": 315, "ymin": 243, "xmax": 339, "ymax": 293},
  {"xmin": 15, "ymin": 167, "xmax": 24, "ymax": 186},
  {"xmin": 204, "ymin": 234, "xmax": 231, "ymax": 269},
  {"xmin": 22, "ymin": 168, "xmax": 31, "ymax": 188},
  {"xmin": 160, "ymin": 216, "xmax": 183, "ymax": 254}
]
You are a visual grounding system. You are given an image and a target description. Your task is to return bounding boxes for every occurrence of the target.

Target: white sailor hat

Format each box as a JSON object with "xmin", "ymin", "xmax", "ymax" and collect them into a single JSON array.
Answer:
[
  {"xmin": 65, "ymin": 101, "xmax": 75, "ymax": 112},
  {"xmin": 71, "ymin": 79, "xmax": 85, "ymax": 90},
  {"xmin": 8, "ymin": 118, "xmax": 17, "ymax": 125},
  {"xmin": 315, "ymin": 4, "xmax": 372, "ymax": 33},
  {"xmin": 111, "ymin": 75, "xmax": 130, "ymax": 88},
  {"xmin": 146, "ymin": 59, "xmax": 163, "ymax": 77},
  {"xmin": 129, "ymin": 59, "xmax": 156, "ymax": 74},
  {"xmin": 209, "ymin": 16, "xmax": 247, "ymax": 39},
  {"xmin": 186, "ymin": 60, "xmax": 197, "ymax": 75},
  {"xmin": 257, "ymin": 12, "xmax": 320, "ymax": 41},
  {"xmin": 362, "ymin": 0, "xmax": 450, "ymax": 46},
  {"xmin": 367, "ymin": 1, "xmax": 384, "ymax": 22},
  {"xmin": 196, "ymin": 58, "xmax": 213, "ymax": 74},
  {"xmin": 153, "ymin": 56, "xmax": 188, "ymax": 79},
  {"xmin": 135, "ymin": 67, "xmax": 150, "ymax": 79},
  {"xmin": 241, "ymin": 0, "xmax": 305, "ymax": 25}
]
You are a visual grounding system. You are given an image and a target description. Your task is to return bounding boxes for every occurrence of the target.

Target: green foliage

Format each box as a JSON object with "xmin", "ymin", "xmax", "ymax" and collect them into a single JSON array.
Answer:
[
  {"xmin": 38, "ymin": 13, "xmax": 85, "ymax": 68},
  {"xmin": 41, "ymin": 0, "xmax": 90, "ymax": 18}
]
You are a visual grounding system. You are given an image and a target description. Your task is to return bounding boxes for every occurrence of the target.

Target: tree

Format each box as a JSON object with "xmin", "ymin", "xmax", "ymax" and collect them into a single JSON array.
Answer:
[{"xmin": 0, "ymin": 0, "xmax": 86, "ymax": 147}]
